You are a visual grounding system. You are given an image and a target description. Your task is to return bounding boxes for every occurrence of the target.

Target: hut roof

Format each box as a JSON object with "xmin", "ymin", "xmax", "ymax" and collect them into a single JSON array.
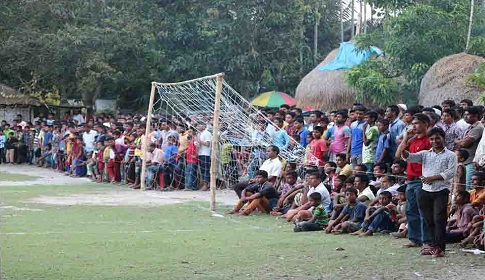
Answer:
[
  {"xmin": 295, "ymin": 49, "xmax": 356, "ymax": 111},
  {"xmin": 0, "ymin": 83, "xmax": 41, "ymax": 106},
  {"xmin": 419, "ymin": 52, "xmax": 485, "ymax": 106}
]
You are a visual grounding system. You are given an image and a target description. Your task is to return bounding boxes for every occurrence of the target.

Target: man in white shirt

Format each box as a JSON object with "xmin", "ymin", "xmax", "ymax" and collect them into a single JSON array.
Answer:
[
  {"xmin": 73, "ymin": 111, "xmax": 85, "ymax": 125},
  {"xmin": 233, "ymin": 145, "xmax": 283, "ymax": 198},
  {"xmin": 197, "ymin": 122, "xmax": 212, "ymax": 191},
  {"xmin": 82, "ymin": 125, "xmax": 97, "ymax": 153},
  {"xmin": 284, "ymin": 171, "xmax": 332, "ymax": 222}
]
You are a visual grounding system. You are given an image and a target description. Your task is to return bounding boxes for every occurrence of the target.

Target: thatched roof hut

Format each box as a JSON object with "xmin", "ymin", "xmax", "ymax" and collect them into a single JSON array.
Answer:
[
  {"xmin": 419, "ymin": 52, "xmax": 485, "ymax": 106},
  {"xmin": 0, "ymin": 83, "xmax": 42, "ymax": 122},
  {"xmin": 295, "ymin": 49, "xmax": 356, "ymax": 111},
  {"xmin": 0, "ymin": 83, "xmax": 41, "ymax": 106}
]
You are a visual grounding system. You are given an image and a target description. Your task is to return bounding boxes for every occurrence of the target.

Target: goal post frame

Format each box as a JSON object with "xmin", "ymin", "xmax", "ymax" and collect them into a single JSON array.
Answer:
[{"xmin": 141, "ymin": 73, "xmax": 225, "ymax": 212}]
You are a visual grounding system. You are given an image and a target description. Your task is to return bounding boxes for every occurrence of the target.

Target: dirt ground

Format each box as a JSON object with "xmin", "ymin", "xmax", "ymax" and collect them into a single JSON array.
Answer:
[{"xmin": 1, "ymin": 165, "xmax": 239, "ymax": 207}]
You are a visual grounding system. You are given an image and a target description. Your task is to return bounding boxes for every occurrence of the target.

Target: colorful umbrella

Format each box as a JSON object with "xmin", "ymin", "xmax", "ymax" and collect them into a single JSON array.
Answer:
[{"xmin": 250, "ymin": 91, "xmax": 296, "ymax": 108}]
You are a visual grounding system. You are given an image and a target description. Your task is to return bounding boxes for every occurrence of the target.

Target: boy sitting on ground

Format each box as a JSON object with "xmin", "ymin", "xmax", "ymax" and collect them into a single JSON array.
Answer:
[
  {"xmin": 228, "ymin": 170, "xmax": 279, "ymax": 216},
  {"xmin": 271, "ymin": 171, "xmax": 302, "ymax": 216},
  {"xmin": 326, "ymin": 187, "xmax": 367, "ymax": 234},
  {"xmin": 329, "ymin": 175, "xmax": 348, "ymax": 219},
  {"xmin": 462, "ymin": 204, "xmax": 485, "ymax": 248},
  {"xmin": 293, "ymin": 192, "xmax": 329, "ymax": 232},
  {"xmin": 446, "ymin": 190, "xmax": 478, "ymax": 243},
  {"xmin": 391, "ymin": 184, "xmax": 408, "ymax": 238},
  {"xmin": 352, "ymin": 191, "xmax": 397, "ymax": 236}
]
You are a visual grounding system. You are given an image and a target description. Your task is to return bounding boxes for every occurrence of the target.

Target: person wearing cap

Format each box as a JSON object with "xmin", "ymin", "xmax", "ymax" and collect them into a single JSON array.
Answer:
[
  {"xmin": 396, "ymin": 113, "xmax": 432, "ymax": 249},
  {"xmin": 455, "ymin": 106, "xmax": 483, "ymax": 190}
]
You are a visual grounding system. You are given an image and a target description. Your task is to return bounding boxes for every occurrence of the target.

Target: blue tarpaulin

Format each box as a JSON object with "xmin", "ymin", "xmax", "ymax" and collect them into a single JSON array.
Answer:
[{"xmin": 318, "ymin": 42, "xmax": 382, "ymax": 72}]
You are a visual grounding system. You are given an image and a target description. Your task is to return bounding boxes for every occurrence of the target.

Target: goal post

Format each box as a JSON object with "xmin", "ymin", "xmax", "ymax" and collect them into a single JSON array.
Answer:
[{"xmin": 141, "ymin": 73, "xmax": 310, "ymax": 212}]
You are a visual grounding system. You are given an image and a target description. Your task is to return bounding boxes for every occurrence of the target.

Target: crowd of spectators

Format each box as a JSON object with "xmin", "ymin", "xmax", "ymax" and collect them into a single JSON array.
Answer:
[{"xmin": 2, "ymin": 98, "xmax": 485, "ymax": 257}]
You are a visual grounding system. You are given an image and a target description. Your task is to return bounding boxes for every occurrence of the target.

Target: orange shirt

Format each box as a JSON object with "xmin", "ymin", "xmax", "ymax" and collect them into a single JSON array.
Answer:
[{"xmin": 470, "ymin": 187, "xmax": 485, "ymax": 204}]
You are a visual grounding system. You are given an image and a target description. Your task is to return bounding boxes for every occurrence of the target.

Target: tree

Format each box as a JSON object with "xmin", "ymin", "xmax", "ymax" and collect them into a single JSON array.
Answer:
[{"xmin": 348, "ymin": 0, "xmax": 480, "ymax": 104}]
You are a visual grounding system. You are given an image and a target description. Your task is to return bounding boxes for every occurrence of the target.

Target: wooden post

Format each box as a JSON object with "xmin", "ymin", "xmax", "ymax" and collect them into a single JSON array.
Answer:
[
  {"xmin": 210, "ymin": 74, "xmax": 224, "ymax": 212},
  {"xmin": 140, "ymin": 82, "xmax": 157, "ymax": 190}
]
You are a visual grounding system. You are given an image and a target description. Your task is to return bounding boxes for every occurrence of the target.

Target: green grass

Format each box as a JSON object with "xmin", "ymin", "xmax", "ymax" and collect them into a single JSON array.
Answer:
[
  {"xmin": 1, "ymin": 182, "xmax": 485, "ymax": 279},
  {"xmin": 0, "ymin": 172, "xmax": 38, "ymax": 182}
]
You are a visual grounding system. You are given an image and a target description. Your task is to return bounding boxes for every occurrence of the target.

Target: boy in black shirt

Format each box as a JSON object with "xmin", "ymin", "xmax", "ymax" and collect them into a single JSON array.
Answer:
[{"xmin": 228, "ymin": 170, "xmax": 279, "ymax": 215}]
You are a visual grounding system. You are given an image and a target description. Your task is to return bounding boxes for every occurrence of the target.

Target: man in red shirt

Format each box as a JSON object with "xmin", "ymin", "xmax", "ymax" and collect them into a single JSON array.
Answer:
[{"xmin": 396, "ymin": 113, "xmax": 432, "ymax": 249}]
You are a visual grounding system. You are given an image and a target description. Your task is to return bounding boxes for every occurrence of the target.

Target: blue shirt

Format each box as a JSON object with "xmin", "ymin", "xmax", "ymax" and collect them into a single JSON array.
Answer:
[
  {"xmin": 342, "ymin": 201, "xmax": 367, "ymax": 223},
  {"xmin": 298, "ymin": 128, "xmax": 310, "ymax": 148},
  {"xmin": 389, "ymin": 118, "xmax": 405, "ymax": 156},
  {"xmin": 43, "ymin": 132, "xmax": 53, "ymax": 147},
  {"xmin": 375, "ymin": 130, "xmax": 392, "ymax": 163},
  {"xmin": 273, "ymin": 129, "xmax": 290, "ymax": 150},
  {"xmin": 164, "ymin": 144, "xmax": 178, "ymax": 164},
  {"xmin": 350, "ymin": 120, "xmax": 366, "ymax": 156}
]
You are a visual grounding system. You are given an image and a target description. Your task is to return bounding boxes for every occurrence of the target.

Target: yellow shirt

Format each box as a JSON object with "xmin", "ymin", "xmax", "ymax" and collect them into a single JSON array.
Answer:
[
  {"xmin": 338, "ymin": 164, "xmax": 352, "ymax": 177},
  {"xmin": 178, "ymin": 132, "xmax": 189, "ymax": 153}
]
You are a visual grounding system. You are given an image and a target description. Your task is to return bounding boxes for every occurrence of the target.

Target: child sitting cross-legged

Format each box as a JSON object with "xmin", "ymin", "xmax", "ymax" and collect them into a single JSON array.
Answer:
[
  {"xmin": 446, "ymin": 190, "xmax": 478, "ymax": 243},
  {"xmin": 326, "ymin": 187, "xmax": 367, "ymax": 234},
  {"xmin": 390, "ymin": 184, "xmax": 408, "ymax": 238},
  {"xmin": 293, "ymin": 192, "xmax": 329, "ymax": 232},
  {"xmin": 228, "ymin": 170, "xmax": 279, "ymax": 216},
  {"xmin": 351, "ymin": 191, "xmax": 397, "ymax": 237}
]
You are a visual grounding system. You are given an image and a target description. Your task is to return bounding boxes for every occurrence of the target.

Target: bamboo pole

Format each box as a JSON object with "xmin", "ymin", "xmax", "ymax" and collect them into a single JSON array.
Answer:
[
  {"xmin": 210, "ymin": 74, "xmax": 224, "ymax": 212},
  {"xmin": 140, "ymin": 82, "xmax": 157, "ymax": 190},
  {"xmin": 466, "ymin": 0, "xmax": 475, "ymax": 51},
  {"xmin": 154, "ymin": 73, "xmax": 224, "ymax": 86}
]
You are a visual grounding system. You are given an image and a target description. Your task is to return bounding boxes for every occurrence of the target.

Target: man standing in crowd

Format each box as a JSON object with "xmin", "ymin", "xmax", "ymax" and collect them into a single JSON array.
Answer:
[
  {"xmin": 402, "ymin": 127, "xmax": 456, "ymax": 257},
  {"xmin": 196, "ymin": 122, "xmax": 212, "ymax": 191},
  {"xmin": 396, "ymin": 113, "xmax": 431, "ymax": 249},
  {"xmin": 326, "ymin": 110, "xmax": 350, "ymax": 162},
  {"xmin": 348, "ymin": 105, "xmax": 366, "ymax": 167},
  {"xmin": 386, "ymin": 105, "xmax": 405, "ymax": 160},
  {"xmin": 455, "ymin": 106, "xmax": 483, "ymax": 190}
]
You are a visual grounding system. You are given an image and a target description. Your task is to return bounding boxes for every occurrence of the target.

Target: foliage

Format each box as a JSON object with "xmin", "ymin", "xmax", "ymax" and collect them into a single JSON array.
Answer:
[
  {"xmin": 0, "ymin": 0, "xmax": 343, "ymax": 107},
  {"xmin": 467, "ymin": 63, "xmax": 485, "ymax": 103},
  {"xmin": 348, "ymin": 0, "xmax": 476, "ymax": 104},
  {"xmin": 346, "ymin": 59, "xmax": 404, "ymax": 106}
]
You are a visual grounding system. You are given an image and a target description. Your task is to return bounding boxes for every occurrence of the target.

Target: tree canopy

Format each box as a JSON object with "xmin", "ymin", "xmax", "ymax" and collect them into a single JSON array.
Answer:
[
  {"xmin": 348, "ymin": 0, "xmax": 485, "ymax": 106},
  {"xmin": 0, "ymin": 0, "xmax": 342, "ymax": 108}
]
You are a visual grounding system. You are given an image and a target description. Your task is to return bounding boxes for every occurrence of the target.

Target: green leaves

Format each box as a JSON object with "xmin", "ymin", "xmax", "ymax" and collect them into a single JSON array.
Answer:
[{"xmin": 348, "ymin": 0, "xmax": 477, "ymax": 105}]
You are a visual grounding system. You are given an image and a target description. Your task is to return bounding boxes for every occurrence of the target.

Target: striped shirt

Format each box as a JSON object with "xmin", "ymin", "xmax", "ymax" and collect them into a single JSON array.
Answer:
[{"xmin": 407, "ymin": 148, "xmax": 457, "ymax": 192}]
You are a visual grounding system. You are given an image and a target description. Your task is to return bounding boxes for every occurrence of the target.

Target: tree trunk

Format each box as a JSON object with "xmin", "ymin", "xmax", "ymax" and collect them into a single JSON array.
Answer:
[
  {"xmin": 466, "ymin": 0, "xmax": 475, "ymax": 51},
  {"xmin": 340, "ymin": 0, "xmax": 344, "ymax": 42},
  {"xmin": 314, "ymin": 5, "xmax": 319, "ymax": 64},
  {"xmin": 351, "ymin": 0, "xmax": 355, "ymax": 38},
  {"xmin": 363, "ymin": 0, "xmax": 367, "ymax": 34}
]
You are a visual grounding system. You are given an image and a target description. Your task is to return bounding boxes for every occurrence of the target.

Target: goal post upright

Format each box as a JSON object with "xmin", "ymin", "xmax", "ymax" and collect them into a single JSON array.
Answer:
[
  {"xmin": 141, "ymin": 82, "xmax": 157, "ymax": 190},
  {"xmin": 210, "ymin": 73, "xmax": 224, "ymax": 212}
]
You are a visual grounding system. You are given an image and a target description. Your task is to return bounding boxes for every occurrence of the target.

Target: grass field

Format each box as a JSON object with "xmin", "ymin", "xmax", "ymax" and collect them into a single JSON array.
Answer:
[
  {"xmin": 1, "ymin": 173, "xmax": 485, "ymax": 279},
  {"xmin": 0, "ymin": 171, "xmax": 38, "ymax": 182}
]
